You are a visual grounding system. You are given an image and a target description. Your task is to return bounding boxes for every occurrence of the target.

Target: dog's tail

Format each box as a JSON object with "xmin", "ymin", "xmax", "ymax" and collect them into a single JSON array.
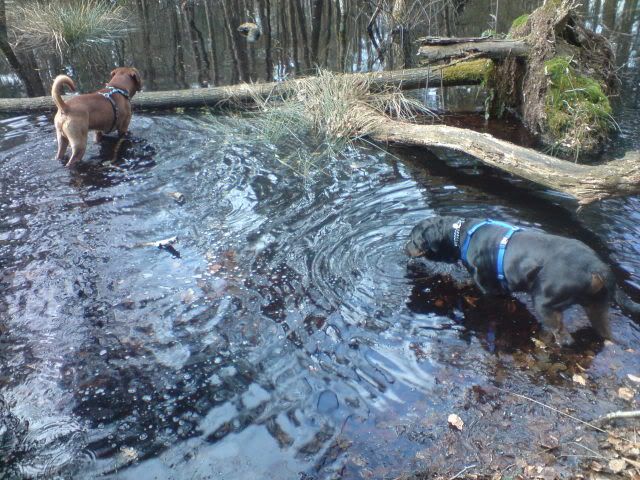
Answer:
[
  {"xmin": 51, "ymin": 75, "xmax": 75, "ymax": 112},
  {"xmin": 615, "ymin": 288, "xmax": 640, "ymax": 318}
]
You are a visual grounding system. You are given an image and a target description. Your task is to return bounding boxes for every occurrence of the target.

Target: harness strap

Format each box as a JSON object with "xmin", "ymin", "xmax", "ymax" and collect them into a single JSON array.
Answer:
[
  {"xmin": 459, "ymin": 219, "xmax": 522, "ymax": 291},
  {"xmin": 99, "ymin": 93, "xmax": 118, "ymax": 133},
  {"xmin": 98, "ymin": 87, "xmax": 130, "ymax": 134},
  {"xmin": 496, "ymin": 226, "xmax": 521, "ymax": 291},
  {"xmin": 460, "ymin": 220, "xmax": 494, "ymax": 266}
]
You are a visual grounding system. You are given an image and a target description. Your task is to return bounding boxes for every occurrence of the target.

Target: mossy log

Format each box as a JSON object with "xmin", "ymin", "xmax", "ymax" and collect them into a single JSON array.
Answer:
[
  {"xmin": 417, "ymin": 37, "xmax": 530, "ymax": 64},
  {"xmin": 364, "ymin": 108, "xmax": 640, "ymax": 205},
  {"xmin": 0, "ymin": 65, "xmax": 486, "ymax": 115}
]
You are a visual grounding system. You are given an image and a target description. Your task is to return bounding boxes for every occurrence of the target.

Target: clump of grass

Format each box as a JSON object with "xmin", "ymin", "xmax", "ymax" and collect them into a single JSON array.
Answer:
[
  {"xmin": 510, "ymin": 14, "xmax": 529, "ymax": 30},
  {"xmin": 250, "ymin": 70, "xmax": 434, "ymax": 174},
  {"xmin": 13, "ymin": 0, "xmax": 131, "ymax": 54},
  {"xmin": 544, "ymin": 56, "xmax": 615, "ymax": 159}
]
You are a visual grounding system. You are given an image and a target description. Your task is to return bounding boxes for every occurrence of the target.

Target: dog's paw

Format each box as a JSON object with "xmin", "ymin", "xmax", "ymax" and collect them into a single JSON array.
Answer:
[{"xmin": 539, "ymin": 328, "xmax": 573, "ymax": 347}]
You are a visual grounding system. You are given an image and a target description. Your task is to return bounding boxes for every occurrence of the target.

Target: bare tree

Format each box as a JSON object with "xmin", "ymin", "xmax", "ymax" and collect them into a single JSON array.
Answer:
[{"xmin": 0, "ymin": 0, "xmax": 45, "ymax": 96}]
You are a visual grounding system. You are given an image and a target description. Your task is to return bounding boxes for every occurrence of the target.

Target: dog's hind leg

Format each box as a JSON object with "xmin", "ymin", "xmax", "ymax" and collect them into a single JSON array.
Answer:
[
  {"xmin": 66, "ymin": 145, "xmax": 86, "ymax": 168},
  {"xmin": 584, "ymin": 302, "xmax": 612, "ymax": 340},
  {"xmin": 55, "ymin": 132, "xmax": 69, "ymax": 161},
  {"xmin": 65, "ymin": 124, "xmax": 88, "ymax": 168}
]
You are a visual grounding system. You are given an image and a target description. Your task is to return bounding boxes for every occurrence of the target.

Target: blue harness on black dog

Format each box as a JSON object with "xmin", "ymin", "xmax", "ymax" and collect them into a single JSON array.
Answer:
[
  {"xmin": 453, "ymin": 219, "xmax": 522, "ymax": 291},
  {"xmin": 98, "ymin": 86, "xmax": 130, "ymax": 134}
]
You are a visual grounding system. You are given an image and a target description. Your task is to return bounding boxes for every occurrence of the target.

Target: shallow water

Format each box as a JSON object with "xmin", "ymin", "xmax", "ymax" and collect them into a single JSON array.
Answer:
[{"xmin": 1, "ymin": 97, "xmax": 640, "ymax": 478}]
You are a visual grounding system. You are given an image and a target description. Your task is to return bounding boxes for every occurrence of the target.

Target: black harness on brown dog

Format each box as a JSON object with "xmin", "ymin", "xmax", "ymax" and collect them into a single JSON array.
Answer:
[{"xmin": 99, "ymin": 86, "xmax": 130, "ymax": 134}]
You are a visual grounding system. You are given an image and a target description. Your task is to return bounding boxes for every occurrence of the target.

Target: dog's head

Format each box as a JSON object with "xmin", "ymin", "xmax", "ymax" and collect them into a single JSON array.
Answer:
[
  {"xmin": 405, "ymin": 216, "xmax": 460, "ymax": 262},
  {"xmin": 110, "ymin": 67, "xmax": 143, "ymax": 96}
]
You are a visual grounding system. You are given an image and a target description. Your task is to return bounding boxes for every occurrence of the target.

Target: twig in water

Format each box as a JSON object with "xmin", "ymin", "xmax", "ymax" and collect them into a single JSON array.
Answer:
[
  {"xmin": 494, "ymin": 386, "xmax": 634, "ymax": 443},
  {"xmin": 597, "ymin": 410, "xmax": 640, "ymax": 423},
  {"xmin": 449, "ymin": 464, "xmax": 476, "ymax": 480}
]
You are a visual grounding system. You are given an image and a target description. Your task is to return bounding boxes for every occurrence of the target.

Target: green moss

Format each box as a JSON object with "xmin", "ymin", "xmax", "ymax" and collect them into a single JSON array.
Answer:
[
  {"xmin": 441, "ymin": 59, "xmax": 495, "ymax": 85},
  {"xmin": 544, "ymin": 56, "xmax": 613, "ymax": 155},
  {"xmin": 511, "ymin": 14, "xmax": 529, "ymax": 30}
]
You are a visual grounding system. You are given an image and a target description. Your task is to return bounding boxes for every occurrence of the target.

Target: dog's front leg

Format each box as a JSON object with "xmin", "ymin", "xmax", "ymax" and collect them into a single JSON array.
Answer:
[
  {"xmin": 584, "ymin": 302, "xmax": 612, "ymax": 340},
  {"xmin": 118, "ymin": 116, "xmax": 131, "ymax": 138},
  {"xmin": 535, "ymin": 303, "xmax": 572, "ymax": 346},
  {"xmin": 95, "ymin": 131, "xmax": 103, "ymax": 143},
  {"xmin": 469, "ymin": 265, "xmax": 492, "ymax": 295}
]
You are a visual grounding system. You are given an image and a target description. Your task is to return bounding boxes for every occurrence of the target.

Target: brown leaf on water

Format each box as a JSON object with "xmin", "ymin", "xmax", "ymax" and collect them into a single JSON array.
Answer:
[
  {"xmin": 447, "ymin": 413, "xmax": 464, "ymax": 430},
  {"xmin": 532, "ymin": 337, "xmax": 547, "ymax": 350},
  {"xmin": 540, "ymin": 435, "xmax": 559, "ymax": 451},
  {"xmin": 608, "ymin": 458, "xmax": 626, "ymax": 473},
  {"xmin": 589, "ymin": 460, "xmax": 604, "ymax": 472},
  {"xmin": 463, "ymin": 295, "xmax": 479, "ymax": 307},
  {"xmin": 618, "ymin": 387, "xmax": 635, "ymax": 401},
  {"xmin": 434, "ymin": 299, "xmax": 445, "ymax": 308},
  {"xmin": 572, "ymin": 373, "xmax": 587, "ymax": 386}
]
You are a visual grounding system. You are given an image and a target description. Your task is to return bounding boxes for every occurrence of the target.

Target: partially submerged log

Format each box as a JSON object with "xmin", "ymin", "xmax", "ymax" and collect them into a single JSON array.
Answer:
[
  {"xmin": 0, "ymin": 65, "xmax": 483, "ymax": 115},
  {"xmin": 417, "ymin": 36, "xmax": 530, "ymax": 64},
  {"xmin": 366, "ymin": 113, "xmax": 640, "ymax": 205}
]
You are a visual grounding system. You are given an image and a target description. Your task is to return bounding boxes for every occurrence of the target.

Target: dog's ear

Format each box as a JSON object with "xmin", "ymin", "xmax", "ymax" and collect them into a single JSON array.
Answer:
[
  {"xmin": 130, "ymin": 69, "xmax": 143, "ymax": 91},
  {"xmin": 110, "ymin": 68, "xmax": 118, "ymax": 78}
]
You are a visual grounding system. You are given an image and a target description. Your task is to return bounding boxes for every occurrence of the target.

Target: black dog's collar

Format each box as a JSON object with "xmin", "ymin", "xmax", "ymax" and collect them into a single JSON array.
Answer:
[{"xmin": 452, "ymin": 219, "xmax": 465, "ymax": 247}]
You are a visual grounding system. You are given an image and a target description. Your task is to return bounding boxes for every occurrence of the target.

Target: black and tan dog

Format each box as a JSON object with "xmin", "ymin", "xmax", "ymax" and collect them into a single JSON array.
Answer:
[{"xmin": 406, "ymin": 216, "xmax": 639, "ymax": 345}]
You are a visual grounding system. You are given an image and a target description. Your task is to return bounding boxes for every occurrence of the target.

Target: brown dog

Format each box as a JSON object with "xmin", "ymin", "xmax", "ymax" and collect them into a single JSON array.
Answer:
[{"xmin": 52, "ymin": 67, "xmax": 142, "ymax": 167}]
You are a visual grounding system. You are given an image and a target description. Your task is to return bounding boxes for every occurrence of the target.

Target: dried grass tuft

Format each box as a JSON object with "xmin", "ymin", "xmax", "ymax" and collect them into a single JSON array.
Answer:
[
  {"xmin": 13, "ymin": 0, "xmax": 131, "ymax": 54},
  {"xmin": 250, "ymin": 69, "xmax": 434, "ymax": 173}
]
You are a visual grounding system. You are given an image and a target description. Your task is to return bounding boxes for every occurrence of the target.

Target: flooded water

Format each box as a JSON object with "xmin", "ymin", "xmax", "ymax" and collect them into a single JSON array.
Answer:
[{"xmin": 1, "ymin": 0, "xmax": 640, "ymax": 478}]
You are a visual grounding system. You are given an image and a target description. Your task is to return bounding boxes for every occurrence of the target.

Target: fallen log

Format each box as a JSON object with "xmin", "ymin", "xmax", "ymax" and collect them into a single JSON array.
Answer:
[
  {"xmin": 365, "ymin": 111, "xmax": 640, "ymax": 205},
  {"xmin": 0, "ymin": 64, "xmax": 484, "ymax": 115},
  {"xmin": 417, "ymin": 37, "xmax": 530, "ymax": 64},
  {"xmin": 417, "ymin": 36, "xmax": 503, "ymax": 45}
]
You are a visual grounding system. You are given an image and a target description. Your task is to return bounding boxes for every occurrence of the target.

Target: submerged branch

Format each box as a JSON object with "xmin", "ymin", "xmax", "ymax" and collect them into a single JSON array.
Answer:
[{"xmin": 365, "ymin": 111, "xmax": 640, "ymax": 205}]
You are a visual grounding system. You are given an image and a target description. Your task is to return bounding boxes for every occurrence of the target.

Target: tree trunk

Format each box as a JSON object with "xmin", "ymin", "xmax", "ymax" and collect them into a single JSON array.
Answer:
[
  {"xmin": 615, "ymin": 0, "xmax": 639, "ymax": 66},
  {"xmin": 0, "ymin": 0, "xmax": 45, "ymax": 97},
  {"xmin": 204, "ymin": 0, "xmax": 220, "ymax": 85},
  {"xmin": 258, "ymin": 0, "xmax": 273, "ymax": 82},
  {"xmin": 602, "ymin": 0, "xmax": 618, "ymax": 34},
  {"xmin": 310, "ymin": 0, "xmax": 323, "ymax": 63},
  {"xmin": 291, "ymin": 0, "xmax": 311, "ymax": 70}
]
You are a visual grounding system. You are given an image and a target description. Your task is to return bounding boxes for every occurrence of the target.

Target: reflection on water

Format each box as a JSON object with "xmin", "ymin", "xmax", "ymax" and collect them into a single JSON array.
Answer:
[{"xmin": 1, "ymin": 109, "xmax": 640, "ymax": 478}]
